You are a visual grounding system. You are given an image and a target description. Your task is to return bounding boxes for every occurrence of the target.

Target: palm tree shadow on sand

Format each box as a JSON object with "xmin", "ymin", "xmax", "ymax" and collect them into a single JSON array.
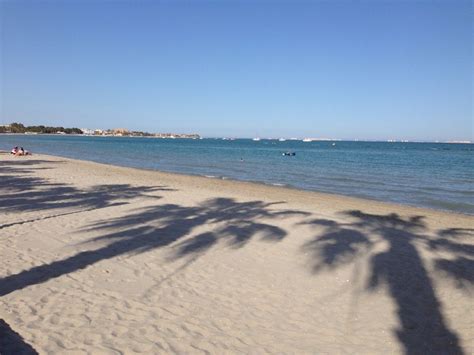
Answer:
[
  {"xmin": 0, "ymin": 195, "xmax": 308, "ymax": 355},
  {"xmin": 0, "ymin": 159, "xmax": 174, "ymax": 352},
  {"xmin": 0, "ymin": 197, "xmax": 308, "ymax": 297},
  {"xmin": 2, "ymin": 159, "xmax": 471, "ymax": 353},
  {"xmin": 0, "ymin": 159, "xmax": 173, "ymax": 230},
  {"xmin": 301, "ymin": 210, "xmax": 473, "ymax": 355}
]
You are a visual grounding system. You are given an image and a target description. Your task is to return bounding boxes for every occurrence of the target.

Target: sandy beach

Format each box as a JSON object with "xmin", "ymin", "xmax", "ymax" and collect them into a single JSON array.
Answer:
[{"xmin": 0, "ymin": 153, "xmax": 472, "ymax": 354}]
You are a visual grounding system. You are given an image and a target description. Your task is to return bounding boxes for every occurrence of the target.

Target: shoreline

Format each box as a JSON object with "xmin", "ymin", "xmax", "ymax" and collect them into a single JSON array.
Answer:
[{"xmin": 3, "ymin": 150, "xmax": 472, "ymax": 218}]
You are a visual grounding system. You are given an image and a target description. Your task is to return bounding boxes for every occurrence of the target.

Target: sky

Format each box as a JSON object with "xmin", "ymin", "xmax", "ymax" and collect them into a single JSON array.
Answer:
[{"xmin": 0, "ymin": 0, "xmax": 472, "ymax": 140}]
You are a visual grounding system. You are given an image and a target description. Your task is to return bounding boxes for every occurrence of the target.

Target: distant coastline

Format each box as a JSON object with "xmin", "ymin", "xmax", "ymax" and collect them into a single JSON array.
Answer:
[
  {"xmin": 1, "ymin": 122, "xmax": 471, "ymax": 144},
  {"xmin": 1, "ymin": 132, "xmax": 471, "ymax": 144},
  {"xmin": 0, "ymin": 122, "xmax": 201, "ymax": 139}
]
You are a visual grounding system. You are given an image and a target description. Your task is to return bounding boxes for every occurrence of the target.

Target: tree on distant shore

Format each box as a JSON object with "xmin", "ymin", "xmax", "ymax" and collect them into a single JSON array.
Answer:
[
  {"xmin": 9, "ymin": 123, "xmax": 26, "ymax": 133},
  {"xmin": 0, "ymin": 122, "xmax": 83, "ymax": 135}
]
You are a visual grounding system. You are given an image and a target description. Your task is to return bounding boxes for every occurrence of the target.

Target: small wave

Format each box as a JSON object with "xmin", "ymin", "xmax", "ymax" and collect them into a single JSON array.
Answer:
[
  {"xmin": 203, "ymin": 174, "xmax": 229, "ymax": 180},
  {"xmin": 260, "ymin": 181, "xmax": 288, "ymax": 187}
]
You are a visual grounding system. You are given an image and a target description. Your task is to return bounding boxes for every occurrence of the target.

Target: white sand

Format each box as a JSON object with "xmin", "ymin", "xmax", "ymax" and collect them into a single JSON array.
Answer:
[{"xmin": 1, "ymin": 153, "xmax": 472, "ymax": 354}]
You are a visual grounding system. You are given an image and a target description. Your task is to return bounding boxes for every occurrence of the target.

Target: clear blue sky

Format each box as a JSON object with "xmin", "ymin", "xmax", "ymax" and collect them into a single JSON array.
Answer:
[{"xmin": 1, "ymin": 0, "xmax": 472, "ymax": 140}]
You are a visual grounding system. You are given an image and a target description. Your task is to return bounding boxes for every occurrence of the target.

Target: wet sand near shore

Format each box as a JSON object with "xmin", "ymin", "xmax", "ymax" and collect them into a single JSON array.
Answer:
[{"xmin": 1, "ymin": 153, "xmax": 472, "ymax": 354}]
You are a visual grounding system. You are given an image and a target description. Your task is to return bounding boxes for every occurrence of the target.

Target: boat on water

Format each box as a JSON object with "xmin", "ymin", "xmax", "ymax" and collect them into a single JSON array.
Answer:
[
  {"xmin": 252, "ymin": 137, "xmax": 261, "ymax": 141},
  {"xmin": 278, "ymin": 138, "xmax": 286, "ymax": 141},
  {"xmin": 282, "ymin": 151, "xmax": 296, "ymax": 156},
  {"xmin": 302, "ymin": 138, "xmax": 313, "ymax": 142}
]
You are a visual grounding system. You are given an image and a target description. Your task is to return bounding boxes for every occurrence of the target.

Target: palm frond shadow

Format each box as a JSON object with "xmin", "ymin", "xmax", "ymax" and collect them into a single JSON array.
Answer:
[
  {"xmin": 301, "ymin": 210, "xmax": 473, "ymax": 354},
  {"xmin": 84, "ymin": 198, "xmax": 309, "ymax": 256},
  {"xmin": 0, "ymin": 159, "xmax": 173, "ymax": 229},
  {"xmin": 0, "ymin": 196, "xmax": 308, "ymax": 298}
]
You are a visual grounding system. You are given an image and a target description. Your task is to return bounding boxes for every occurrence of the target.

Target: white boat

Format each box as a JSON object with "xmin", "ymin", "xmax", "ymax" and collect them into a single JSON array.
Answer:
[
  {"xmin": 302, "ymin": 138, "xmax": 313, "ymax": 142},
  {"xmin": 253, "ymin": 137, "xmax": 261, "ymax": 141},
  {"xmin": 278, "ymin": 138, "xmax": 286, "ymax": 141}
]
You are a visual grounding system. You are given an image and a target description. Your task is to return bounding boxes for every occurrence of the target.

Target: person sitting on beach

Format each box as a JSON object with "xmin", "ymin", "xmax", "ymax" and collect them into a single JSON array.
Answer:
[
  {"xmin": 14, "ymin": 147, "xmax": 31, "ymax": 156},
  {"xmin": 10, "ymin": 146, "xmax": 19, "ymax": 155}
]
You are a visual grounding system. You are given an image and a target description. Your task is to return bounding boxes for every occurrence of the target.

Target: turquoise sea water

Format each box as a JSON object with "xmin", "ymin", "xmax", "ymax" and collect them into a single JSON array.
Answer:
[{"xmin": 1, "ymin": 135, "xmax": 473, "ymax": 214}]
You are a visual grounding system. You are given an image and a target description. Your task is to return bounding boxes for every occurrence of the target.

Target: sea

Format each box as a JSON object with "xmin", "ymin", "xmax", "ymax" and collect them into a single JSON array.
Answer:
[{"xmin": 1, "ymin": 135, "xmax": 473, "ymax": 215}]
